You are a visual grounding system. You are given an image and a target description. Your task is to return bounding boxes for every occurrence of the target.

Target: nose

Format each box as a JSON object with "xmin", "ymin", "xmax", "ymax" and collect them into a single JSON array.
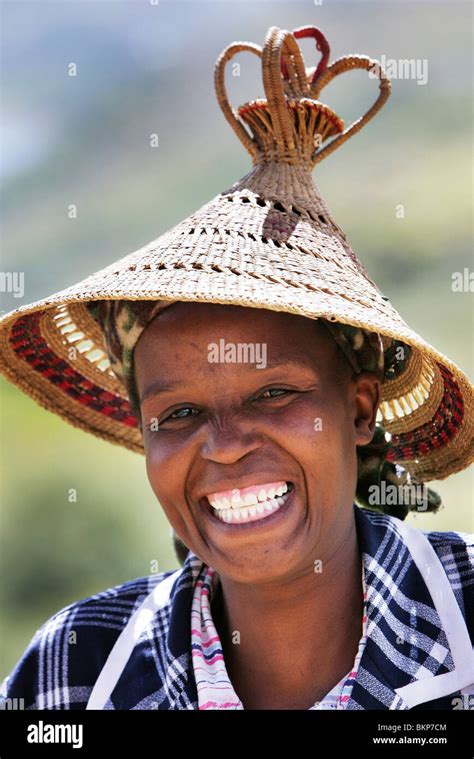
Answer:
[{"xmin": 200, "ymin": 418, "xmax": 263, "ymax": 465}]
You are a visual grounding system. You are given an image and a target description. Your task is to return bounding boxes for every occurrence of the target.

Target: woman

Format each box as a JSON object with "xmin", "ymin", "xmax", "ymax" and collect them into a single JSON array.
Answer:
[{"xmin": 0, "ymin": 25, "xmax": 472, "ymax": 711}]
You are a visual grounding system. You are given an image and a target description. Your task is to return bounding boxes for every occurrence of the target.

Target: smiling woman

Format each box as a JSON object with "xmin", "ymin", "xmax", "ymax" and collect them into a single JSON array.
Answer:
[
  {"xmin": 0, "ymin": 24, "xmax": 473, "ymax": 712},
  {"xmin": 134, "ymin": 303, "xmax": 375, "ymax": 709}
]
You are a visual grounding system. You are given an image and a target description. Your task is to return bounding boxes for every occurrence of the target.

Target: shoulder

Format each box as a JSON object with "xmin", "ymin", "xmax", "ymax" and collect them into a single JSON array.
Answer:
[
  {"xmin": 422, "ymin": 525, "xmax": 474, "ymax": 621},
  {"xmin": 357, "ymin": 505, "xmax": 473, "ymax": 572},
  {"xmin": 357, "ymin": 506, "xmax": 473, "ymax": 613},
  {"xmin": 0, "ymin": 569, "xmax": 181, "ymax": 711},
  {"xmin": 422, "ymin": 524, "xmax": 474, "ymax": 556}
]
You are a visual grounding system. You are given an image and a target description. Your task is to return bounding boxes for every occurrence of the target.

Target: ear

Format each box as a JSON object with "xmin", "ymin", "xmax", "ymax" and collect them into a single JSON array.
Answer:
[{"xmin": 353, "ymin": 372, "xmax": 381, "ymax": 446}]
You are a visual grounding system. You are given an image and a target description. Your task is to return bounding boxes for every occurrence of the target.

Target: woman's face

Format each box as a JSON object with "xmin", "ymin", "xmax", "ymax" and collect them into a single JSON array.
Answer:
[{"xmin": 134, "ymin": 303, "xmax": 380, "ymax": 583}]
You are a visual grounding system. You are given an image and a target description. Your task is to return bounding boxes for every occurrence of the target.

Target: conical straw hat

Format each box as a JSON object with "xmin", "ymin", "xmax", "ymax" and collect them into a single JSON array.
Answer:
[{"xmin": 0, "ymin": 25, "xmax": 472, "ymax": 484}]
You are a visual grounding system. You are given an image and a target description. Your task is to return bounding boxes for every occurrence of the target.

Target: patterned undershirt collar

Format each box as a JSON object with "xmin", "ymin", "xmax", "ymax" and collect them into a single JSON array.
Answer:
[{"xmin": 191, "ymin": 561, "xmax": 368, "ymax": 710}]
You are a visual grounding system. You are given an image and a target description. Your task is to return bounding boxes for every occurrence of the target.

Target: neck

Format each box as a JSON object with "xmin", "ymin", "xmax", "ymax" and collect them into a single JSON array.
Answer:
[{"xmin": 211, "ymin": 515, "xmax": 364, "ymax": 710}]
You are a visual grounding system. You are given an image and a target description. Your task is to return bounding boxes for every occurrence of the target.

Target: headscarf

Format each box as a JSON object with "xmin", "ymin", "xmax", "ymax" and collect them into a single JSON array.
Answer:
[{"xmin": 87, "ymin": 299, "xmax": 441, "ymax": 522}]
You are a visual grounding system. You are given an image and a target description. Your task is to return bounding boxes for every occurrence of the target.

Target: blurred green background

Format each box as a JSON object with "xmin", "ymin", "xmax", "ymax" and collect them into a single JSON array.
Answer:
[{"xmin": 1, "ymin": 0, "xmax": 472, "ymax": 677}]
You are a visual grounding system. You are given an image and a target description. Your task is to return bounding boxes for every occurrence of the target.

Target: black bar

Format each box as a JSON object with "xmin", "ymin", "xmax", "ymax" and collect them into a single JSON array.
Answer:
[{"xmin": 0, "ymin": 709, "xmax": 472, "ymax": 757}]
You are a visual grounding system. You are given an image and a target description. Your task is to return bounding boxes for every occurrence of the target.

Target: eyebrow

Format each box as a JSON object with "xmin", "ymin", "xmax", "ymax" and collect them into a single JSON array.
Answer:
[
  {"xmin": 139, "ymin": 357, "xmax": 318, "ymax": 404},
  {"xmin": 139, "ymin": 379, "xmax": 182, "ymax": 405}
]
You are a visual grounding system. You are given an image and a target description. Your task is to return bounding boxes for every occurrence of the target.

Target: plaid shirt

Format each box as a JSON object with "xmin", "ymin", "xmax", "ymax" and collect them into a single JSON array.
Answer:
[{"xmin": 1, "ymin": 505, "xmax": 473, "ymax": 710}]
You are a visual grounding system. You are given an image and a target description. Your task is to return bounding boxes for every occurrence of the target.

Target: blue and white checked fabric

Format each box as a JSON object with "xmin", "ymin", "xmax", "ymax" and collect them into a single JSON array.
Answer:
[{"xmin": 1, "ymin": 505, "xmax": 473, "ymax": 710}]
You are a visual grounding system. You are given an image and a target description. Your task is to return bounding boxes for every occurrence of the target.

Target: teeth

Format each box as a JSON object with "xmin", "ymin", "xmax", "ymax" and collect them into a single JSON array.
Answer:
[
  {"xmin": 208, "ymin": 482, "xmax": 290, "ymax": 511},
  {"xmin": 214, "ymin": 491, "xmax": 291, "ymax": 524},
  {"xmin": 208, "ymin": 498, "xmax": 223, "ymax": 509},
  {"xmin": 243, "ymin": 493, "xmax": 258, "ymax": 506}
]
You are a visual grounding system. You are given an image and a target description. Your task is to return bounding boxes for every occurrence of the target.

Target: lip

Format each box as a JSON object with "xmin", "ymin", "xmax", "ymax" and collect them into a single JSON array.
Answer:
[{"xmin": 200, "ymin": 481, "xmax": 295, "ymax": 531}]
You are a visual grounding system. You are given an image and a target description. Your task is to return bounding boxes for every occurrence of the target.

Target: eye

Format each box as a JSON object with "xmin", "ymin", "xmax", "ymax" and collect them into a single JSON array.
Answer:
[
  {"xmin": 166, "ymin": 407, "xmax": 201, "ymax": 420},
  {"xmin": 259, "ymin": 387, "xmax": 293, "ymax": 399}
]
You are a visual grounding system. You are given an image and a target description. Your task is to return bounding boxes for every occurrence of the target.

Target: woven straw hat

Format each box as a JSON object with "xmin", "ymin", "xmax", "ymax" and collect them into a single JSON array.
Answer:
[{"xmin": 0, "ymin": 25, "xmax": 472, "ymax": 483}]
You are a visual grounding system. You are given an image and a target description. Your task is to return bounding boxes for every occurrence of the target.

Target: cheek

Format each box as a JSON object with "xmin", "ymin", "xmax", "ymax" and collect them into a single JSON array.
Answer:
[
  {"xmin": 273, "ymin": 392, "xmax": 350, "ymax": 457},
  {"xmin": 276, "ymin": 395, "xmax": 356, "ymax": 499},
  {"xmin": 312, "ymin": 409, "xmax": 358, "ymax": 507},
  {"xmin": 144, "ymin": 440, "xmax": 201, "ymax": 548},
  {"xmin": 144, "ymin": 434, "xmax": 188, "ymax": 511}
]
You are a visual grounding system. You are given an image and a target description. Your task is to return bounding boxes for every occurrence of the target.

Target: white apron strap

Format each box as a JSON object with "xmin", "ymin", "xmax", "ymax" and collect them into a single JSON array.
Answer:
[
  {"xmin": 86, "ymin": 569, "xmax": 181, "ymax": 710},
  {"xmin": 393, "ymin": 519, "xmax": 474, "ymax": 708}
]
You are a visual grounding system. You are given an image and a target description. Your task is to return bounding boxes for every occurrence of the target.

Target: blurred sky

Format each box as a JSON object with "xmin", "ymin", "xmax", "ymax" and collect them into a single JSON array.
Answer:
[{"xmin": 0, "ymin": 0, "xmax": 473, "ymax": 674}]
